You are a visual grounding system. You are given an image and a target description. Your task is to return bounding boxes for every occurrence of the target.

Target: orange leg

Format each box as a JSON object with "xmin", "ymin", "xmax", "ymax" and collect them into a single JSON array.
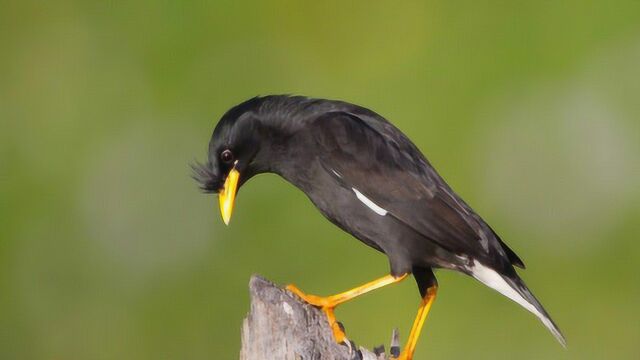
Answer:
[
  {"xmin": 287, "ymin": 273, "xmax": 408, "ymax": 343},
  {"xmin": 395, "ymin": 285, "xmax": 438, "ymax": 360}
]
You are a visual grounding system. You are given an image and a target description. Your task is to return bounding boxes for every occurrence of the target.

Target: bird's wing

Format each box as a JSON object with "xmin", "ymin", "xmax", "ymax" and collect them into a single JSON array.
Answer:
[{"xmin": 308, "ymin": 110, "xmax": 523, "ymax": 268}]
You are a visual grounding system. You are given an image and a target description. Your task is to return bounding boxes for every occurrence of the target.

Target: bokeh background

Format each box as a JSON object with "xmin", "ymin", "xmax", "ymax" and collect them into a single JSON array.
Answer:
[{"xmin": 2, "ymin": 1, "xmax": 639, "ymax": 359}]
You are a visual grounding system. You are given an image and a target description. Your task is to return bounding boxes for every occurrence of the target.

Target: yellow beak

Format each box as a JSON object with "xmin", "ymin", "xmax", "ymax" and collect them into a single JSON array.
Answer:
[{"xmin": 218, "ymin": 167, "xmax": 240, "ymax": 225}]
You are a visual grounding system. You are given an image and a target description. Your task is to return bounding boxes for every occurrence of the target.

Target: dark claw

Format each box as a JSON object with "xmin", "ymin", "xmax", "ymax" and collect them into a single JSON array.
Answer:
[
  {"xmin": 390, "ymin": 328, "xmax": 400, "ymax": 358},
  {"xmin": 373, "ymin": 345, "xmax": 385, "ymax": 356},
  {"xmin": 349, "ymin": 347, "xmax": 363, "ymax": 360}
]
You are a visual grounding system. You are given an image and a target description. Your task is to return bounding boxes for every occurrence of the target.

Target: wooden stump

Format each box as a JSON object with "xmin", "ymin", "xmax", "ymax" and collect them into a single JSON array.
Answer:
[{"xmin": 240, "ymin": 275, "xmax": 398, "ymax": 360}]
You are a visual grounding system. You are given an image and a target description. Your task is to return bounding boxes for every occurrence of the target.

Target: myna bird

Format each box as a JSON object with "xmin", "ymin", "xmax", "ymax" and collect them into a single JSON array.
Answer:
[{"xmin": 193, "ymin": 95, "xmax": 565, "ymax": 359}]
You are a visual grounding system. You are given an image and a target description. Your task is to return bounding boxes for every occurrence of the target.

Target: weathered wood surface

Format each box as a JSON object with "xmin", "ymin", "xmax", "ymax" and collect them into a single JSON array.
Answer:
[{"xmin": 240, "ymin": 275, "xmax": 397, "ymax": 360}]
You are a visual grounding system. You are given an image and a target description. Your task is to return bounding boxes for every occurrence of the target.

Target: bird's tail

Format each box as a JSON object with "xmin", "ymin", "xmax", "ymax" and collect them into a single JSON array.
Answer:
[{"xmin": 469, "ymin": 260, "xmax": 567, "ymax": 347}]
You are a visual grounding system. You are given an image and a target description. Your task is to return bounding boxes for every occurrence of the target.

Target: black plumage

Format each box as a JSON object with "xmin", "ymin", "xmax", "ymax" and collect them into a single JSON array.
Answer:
[{"xmin": 194, "ymin": 95, "xmax": 565, "ymax": 357}]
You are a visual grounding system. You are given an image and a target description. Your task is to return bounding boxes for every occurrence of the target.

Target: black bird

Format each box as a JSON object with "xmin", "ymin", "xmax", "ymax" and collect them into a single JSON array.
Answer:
[{"xmin": 194, "ymin": 95, "xmax": 565, "ymax": 359}]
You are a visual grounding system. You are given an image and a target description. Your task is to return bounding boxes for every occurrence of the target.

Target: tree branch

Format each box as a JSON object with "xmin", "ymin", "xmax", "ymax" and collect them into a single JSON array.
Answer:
[{"xmin": 240, "ymin": 275, "xmax": 398, "ymax": 360}]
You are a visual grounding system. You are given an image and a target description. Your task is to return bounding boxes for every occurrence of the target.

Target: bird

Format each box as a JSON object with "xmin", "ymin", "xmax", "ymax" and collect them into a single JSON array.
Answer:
[{"xmin": 193, "ymin": 95, "xmax": 566, "ymax": 359}]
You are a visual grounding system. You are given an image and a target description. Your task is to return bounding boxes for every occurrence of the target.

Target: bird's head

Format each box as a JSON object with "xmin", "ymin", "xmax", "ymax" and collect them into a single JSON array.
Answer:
[
  {"xmin": 192, "ymin": 98, "xmax": 266, "ymax": 225},
  {"xmin": 193, "ymin": 95, "xmax": 316, "ymax": 225}
]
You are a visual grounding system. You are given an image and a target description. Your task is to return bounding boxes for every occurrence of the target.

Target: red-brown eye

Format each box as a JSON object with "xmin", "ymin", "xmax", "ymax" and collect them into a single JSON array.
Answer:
[{"xmin": 220, "ymin": 149, "xmax": 234, "ymax": 164}]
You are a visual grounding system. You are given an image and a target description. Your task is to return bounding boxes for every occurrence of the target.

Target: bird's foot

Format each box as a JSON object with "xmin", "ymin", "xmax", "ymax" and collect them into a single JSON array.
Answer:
[
  {"xmin": 286, "ymin": 284, "xmax": 347, "ymax": 344},
  {"xmin": 391, "ymin": 351, "xmax": 412, "ymax": 360},
  {"xmin": 386, "ymin": 328, "xmax": 411, "ymax": 360}
]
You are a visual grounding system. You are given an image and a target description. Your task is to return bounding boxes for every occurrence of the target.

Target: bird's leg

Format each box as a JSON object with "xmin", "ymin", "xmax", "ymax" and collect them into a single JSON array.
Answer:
[
  {"xmin": 394, "ymin": 285, "xmax": 438, "ymax": 360},
  {"xmin": 286, "ymin": 273, "xmax": 408, "ymax": 343}
]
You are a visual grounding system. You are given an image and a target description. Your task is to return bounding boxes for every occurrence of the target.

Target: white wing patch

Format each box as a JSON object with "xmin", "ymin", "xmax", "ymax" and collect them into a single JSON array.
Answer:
[{"xmin": 352, "ymin": 188, "xmax": 388, "ymax": 216}]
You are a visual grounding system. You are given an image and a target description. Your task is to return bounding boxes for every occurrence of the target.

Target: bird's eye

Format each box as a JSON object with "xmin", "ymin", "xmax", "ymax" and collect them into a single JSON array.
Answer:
[{"xmin": 220, "ymin": 149, "xmax": 234, "ymax": 164}]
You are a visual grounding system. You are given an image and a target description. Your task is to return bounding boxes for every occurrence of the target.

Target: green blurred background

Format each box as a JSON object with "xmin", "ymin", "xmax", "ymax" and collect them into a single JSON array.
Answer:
[{"xmin": 2, "ymin": 1, "xmax": 639, "ymax": 359}]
